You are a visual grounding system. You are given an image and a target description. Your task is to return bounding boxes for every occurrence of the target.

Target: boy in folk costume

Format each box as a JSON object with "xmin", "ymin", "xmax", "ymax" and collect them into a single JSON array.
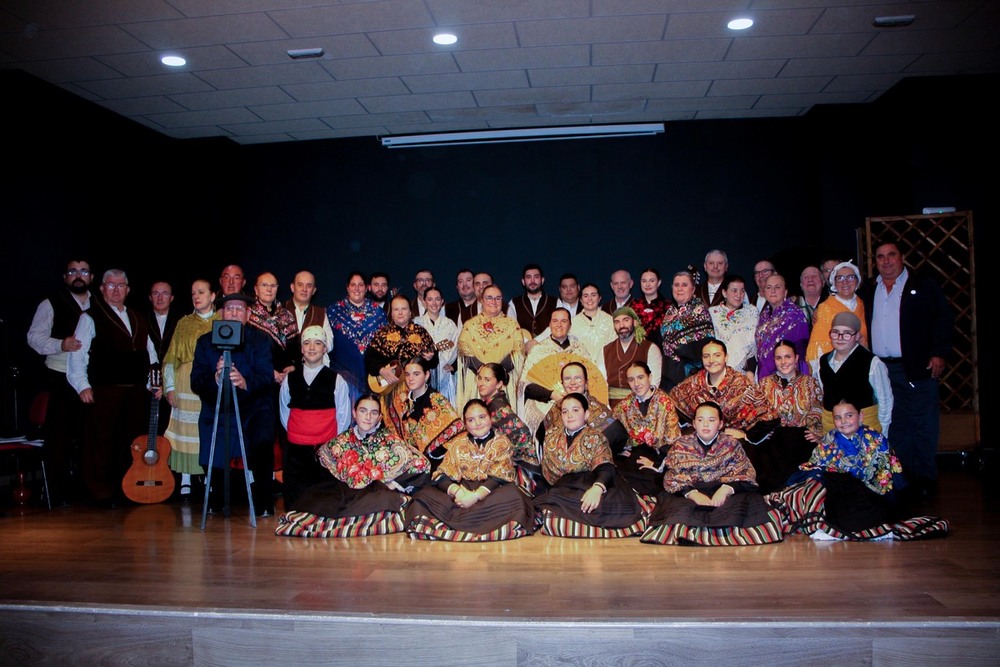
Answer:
[{"xmin": 279, "ymin": 326, "xmax": 351, "ymax": 509}]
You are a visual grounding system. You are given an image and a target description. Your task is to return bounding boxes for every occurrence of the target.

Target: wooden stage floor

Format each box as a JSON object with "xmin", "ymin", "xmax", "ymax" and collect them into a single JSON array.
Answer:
[{"xmin": 1, "ymin": 457, "xmax": 998, "ymax": 666}]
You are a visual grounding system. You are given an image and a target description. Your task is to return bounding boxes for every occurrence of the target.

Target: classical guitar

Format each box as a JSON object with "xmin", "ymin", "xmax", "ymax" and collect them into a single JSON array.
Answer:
[
  {"xmin": 122, "ymin": 370, "xmax": 176, "ymax": 504},
  {"xmin": 368, "ymin": 339, "xmax": 455, "ymax": 395}
]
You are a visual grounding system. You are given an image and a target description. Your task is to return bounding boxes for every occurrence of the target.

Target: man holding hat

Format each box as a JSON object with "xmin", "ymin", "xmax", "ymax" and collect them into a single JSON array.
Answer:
[
  {"xmin": 602, "ymin": 307, "xmax": 662, "ymax": 408},
  {"xmin": 810, "ymin": 311, "xmax": 893, "ymax": 436},
  {"xmin": 278, "ymin": 325, "xmax": 351, "ymax": 509},
  {"xmin": 191, "ymin": 292, "xmax": 276, "ymax": 516}
]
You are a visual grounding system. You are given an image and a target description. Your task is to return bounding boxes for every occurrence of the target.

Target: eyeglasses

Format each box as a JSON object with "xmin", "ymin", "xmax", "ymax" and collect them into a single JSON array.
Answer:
[
  {"xmin": 829, "ymin": 329, "xmax": 857, "ymax": 340},
  {"xmin": 415, "ymin": 278, "xmax": 433, "ymax": 284},
  {"xmin": 834, "ymin": 275, "xmax": 858, "ymax": 283},
  {"xmin": 223, "ymin": 304, "xmax": 246, "ymax": 311},
  {"xmin": 753, "ymin": 269, "xmax": 774, "ymax": 277},
  {"xmin": 104, "ymin": 282, "xmax": 127, "ymax": 291},
  {"xmin": 483, "ymin": 295, "xmax": 504, "ymax": 302},
  {"xmin": 256, "ymin": 283, "xmax": 278, "ymax": 289},
  {"xmin": 66, "ymin": 269, "xmax": 91, "ymax": 277}
]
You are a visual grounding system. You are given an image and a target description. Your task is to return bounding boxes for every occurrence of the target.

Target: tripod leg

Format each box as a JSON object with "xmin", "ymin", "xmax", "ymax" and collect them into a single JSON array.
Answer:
[
  {"xmin": 229, "ymin": 378, "xmax": 257, "ymax": 529},
  {"xmin": 200, "ymin": 369, "xmax": 226, "ymax": 530}
]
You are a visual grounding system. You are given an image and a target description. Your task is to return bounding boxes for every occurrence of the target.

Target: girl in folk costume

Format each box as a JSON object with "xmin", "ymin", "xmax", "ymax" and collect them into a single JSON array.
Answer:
[
  {"xmin": 754, "ymin": 340, "xmax": 825, "ymax": 493},
  {"xmin": 641, "ymin": 401, "xmax": 783, "ymax": 546},
  {"xmin": 769, "ymin": 399, "xmax": 948, "ymax": 541},
  {"xmin": 278, "ymin": 326, "xmax": 351, "ymax": 509},
  {"xmin": 275, "ymin": 393, "xmax": 431, "ymax": 538},
  {"xmin": 413, "ymin": 287, "xmax": 460, "ymax": 405},
  {"xmin": 476, "ymin": 363, "xmax": 540, "ymax": 492},
  {"xmin": 614, "ymin": 361, "xmax": 681, "ymax": 497},
  {"xmin": 669, "ymin": 339, "xmax": 778, "ymax": 441},
  {"xmin": 533, "ymin": 393, "xmax": 647, "ymax": 538},
  {"xmin": 708, "ymin": 274, "xmax": 759, "ymax": 374},
  {"xmin": 382, "ymin": 356, "xmax": 464, "ymax": 469},
  {"xmin": 406, "ymin": 400, "xmax": 536, "ymax": 541}
]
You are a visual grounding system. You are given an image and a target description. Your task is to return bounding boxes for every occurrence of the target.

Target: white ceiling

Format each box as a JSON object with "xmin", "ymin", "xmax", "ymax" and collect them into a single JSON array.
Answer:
[{"xmin": 2, "ymin": 0, "xmax": 998, "ymax": 145}]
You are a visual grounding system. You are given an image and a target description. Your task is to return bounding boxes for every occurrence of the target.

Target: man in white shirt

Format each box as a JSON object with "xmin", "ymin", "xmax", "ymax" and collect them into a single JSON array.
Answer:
[
  {"xmin": 26, "ymin": 258, "xmax": 93, "ymax": 506},
  {"xmin": 67, "ymin": 269, "xmax": 158, "ymax": 507},
  {"xmin": 556, "ymin": 273, "xmax": 583, "ymax": 315}
]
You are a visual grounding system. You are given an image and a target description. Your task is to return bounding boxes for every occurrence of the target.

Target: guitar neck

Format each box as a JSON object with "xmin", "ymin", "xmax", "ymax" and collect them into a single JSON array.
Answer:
[{"xmin": 147, "ymin": 369, "xmax": 161, "ymax": 451}]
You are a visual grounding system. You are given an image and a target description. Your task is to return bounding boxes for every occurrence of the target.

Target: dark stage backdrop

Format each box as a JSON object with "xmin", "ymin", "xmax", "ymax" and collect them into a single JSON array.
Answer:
[{"xmin": 2, "ymin": 70, "xmax": 992, "ymax": 435}]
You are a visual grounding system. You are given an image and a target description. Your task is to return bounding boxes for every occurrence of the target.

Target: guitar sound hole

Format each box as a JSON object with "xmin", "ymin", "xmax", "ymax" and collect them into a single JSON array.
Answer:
[{"xmin": 144, "ymin": 450, "xmax": 160, "ymax": 466}]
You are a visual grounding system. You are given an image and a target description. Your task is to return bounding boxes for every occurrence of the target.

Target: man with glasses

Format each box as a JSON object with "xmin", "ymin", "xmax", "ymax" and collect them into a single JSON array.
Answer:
[
  {"xmin": 191, "ymin": 292, "xmax": 276, "ymax": 516},
  {"xmin": 751, "ymin": 260, "xmax": 776, "ymax": 310},
  {"xmin": 26, "ymin": 259, "xmax": 94, "ymax": 506},
  {"xmin": 810, "ymin": 311, "xmax": 892, "ymax": 437},
  {"xmin": 410, "ymin": 269, "xmax": 435, "ymax": 318},
  {"xmin": 67, "ymin": 269, "xmax": 157, "ymax": 507}
]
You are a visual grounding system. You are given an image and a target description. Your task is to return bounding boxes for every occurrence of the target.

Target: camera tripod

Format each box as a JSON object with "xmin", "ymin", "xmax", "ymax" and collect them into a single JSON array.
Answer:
[{"xmin": 200, "ymin": 349, "xmax": 257, "ymax": 529}]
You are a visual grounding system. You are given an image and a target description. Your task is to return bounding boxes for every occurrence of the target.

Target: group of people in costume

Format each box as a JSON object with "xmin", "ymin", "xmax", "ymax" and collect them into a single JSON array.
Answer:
[
  {"xmin": 274, "ymin": 303, "xmax": 948, "ymax": 544},
  {"xmin": 126, "ymin": 253, "xmax": 948, "ymax": 545}
]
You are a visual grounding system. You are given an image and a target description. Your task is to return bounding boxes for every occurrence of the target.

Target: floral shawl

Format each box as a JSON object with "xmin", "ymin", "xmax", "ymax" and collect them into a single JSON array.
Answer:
[
  {"xmin": 611, "ymin": 387, "xmax": 680, "ymax": 450},
  {"xmin": 317, "ymin": 426, "xmax": 429, "ymax": 489},
  {"xmin": 754, "ymin": 298, "xmax": 810, "ymax": 379},
  {"xmin": 660, "ymin": 297, "xmax": 714, "ymax": 362},
  {"xmin": 800, "ymin": 425, "xmax": 902, "ymax": 494},
  {"xmin": 662, "ymin": 433, "xmax": 756, "ymax": 495}
]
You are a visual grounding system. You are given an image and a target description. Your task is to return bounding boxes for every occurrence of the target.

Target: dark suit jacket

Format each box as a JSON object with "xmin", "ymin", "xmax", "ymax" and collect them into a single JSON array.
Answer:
[
  {"xmin": 602, "ymin": 295, "xmax": 634, "ymax": 315},
  {"xmin": 696, "ymin": 279, "xmax": 727, "ymax": 308},
  {"xmin": 858, "ymin": 270, "xmax": 953, "ymax": 382},
  {"xmin": 191, "ymin": 326, "xmax": 275, "ymax": 468}
]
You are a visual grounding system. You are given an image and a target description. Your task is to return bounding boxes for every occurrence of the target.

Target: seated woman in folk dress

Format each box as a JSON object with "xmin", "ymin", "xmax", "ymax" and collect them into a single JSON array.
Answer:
[
  {"xmin": 769, "ymin": 399, "xmax": 949, "ymax": 542},
  {"xmin": 405, "ymin": 399, "xmax": 536, "ymax": 541},
  {"xmin": 533, "ymin": 393, "xmax": 647, "ymax": 538},
  {"xmin": 274, "ymin": 393, "xmax": 431, "ymax": 538},
  {"xmin": 382, "ymin": 356, "xmax": 464, "ymax": 470},
  {"xmin": 640, "ymin": 401, "xmax": 784, "ymax": 546},
  {"xmin": 614, "ymin": 360, "xmax": 681, "ymax": 498},
  {"xmin": 476, "ymin": 362, "xmax": 540, "ymax": 494}
]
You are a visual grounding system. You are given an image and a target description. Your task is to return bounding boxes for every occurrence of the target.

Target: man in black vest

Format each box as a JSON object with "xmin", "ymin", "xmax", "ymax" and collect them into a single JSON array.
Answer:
[
  {"xmin": 67, "ymin": 269, "xmax": 156, "ymax": 507},
  {"xmin": 26, "ymin": 258, "xmax": 93, "ymax": 506},
  {"xmin": 445, "ymin": 268, "xmax": 479, "ymax": 326},
  {"xmin": 146, "ymin": 280, "xmax": 181, "ymax": 435},
  {"xmin": 507, "ymin": 263, "xmax": 556, "ymax": 340}
]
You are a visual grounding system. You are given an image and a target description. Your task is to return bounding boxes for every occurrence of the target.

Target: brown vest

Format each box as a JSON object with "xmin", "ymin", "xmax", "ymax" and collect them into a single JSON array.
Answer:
[{"xmin": 603, "ymin": 337, "xmax": 653, "ymax": 390}]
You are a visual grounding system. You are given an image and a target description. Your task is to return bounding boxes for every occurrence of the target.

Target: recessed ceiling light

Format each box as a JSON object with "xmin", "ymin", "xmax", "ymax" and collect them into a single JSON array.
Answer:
[
  {"xmin": 873, "ymin": 15, "xmax": 915, "ymax": 27},
  {"xmin": 287, "ymin": 47, "xmax": 324, "ymax": 59},
  {"xmin": 433, "ymin": 33, "xmax": 457, "ymax": 45},
  {"xmin": 161, "ymin": 55, "xmax": 186, "ymax": 67},
  {"xmin": 727, "ymin": 18, "xmax": 754, "ymax": 31}
]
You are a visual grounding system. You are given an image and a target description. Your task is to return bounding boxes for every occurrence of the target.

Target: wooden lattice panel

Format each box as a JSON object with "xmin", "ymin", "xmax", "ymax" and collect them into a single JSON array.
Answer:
[{"xmin": 860, "ymin": 213, "xmax": 977, "ymax": 437}]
